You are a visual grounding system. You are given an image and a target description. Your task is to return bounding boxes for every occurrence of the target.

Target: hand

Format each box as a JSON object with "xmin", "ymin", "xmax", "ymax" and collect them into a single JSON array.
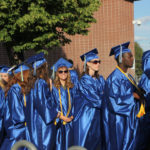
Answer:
[
  {"xmin": 60, "ymin": 115, "xmax": 74, "ymax": 123},
  {"xmin": 133, "ymin": 92, "xmax": 140, "ymax": 99},
  {"xmin": 49, "ymin": 78, "xmax": 52, "ymax": 91}
]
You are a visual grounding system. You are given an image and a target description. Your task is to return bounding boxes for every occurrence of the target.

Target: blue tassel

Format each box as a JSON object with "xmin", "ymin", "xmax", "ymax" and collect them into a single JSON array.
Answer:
[
  {"xmin": 33, "ymin": 62, "xmax": 36, "ymax": 76},
  {"xmin": 21, "ymin": 65, "xmax": 24, "ymax": 82},
  {"xmin": 51, "ymin": 66, "xmax": 55, "ymax": 80},
  {"xmin": 84, "ymin": 55, "xmax": 86, "ymax": 72},
  {"xmin": 119, "ymin": 45, "xmax": 122, "ymax": 63}
]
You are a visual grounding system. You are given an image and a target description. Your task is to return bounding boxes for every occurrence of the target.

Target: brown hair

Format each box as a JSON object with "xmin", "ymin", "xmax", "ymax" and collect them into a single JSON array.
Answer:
[
  {"xmin": 5, "ymin": 70, "xmax": 30, "ymax": 96},
  {"xmin": 81, "ymin": 65, "xmax": 99, "ymax": 78},
  {"xmin": 54, "ymin": 67, "xmax": 74, "ymax": 89},
  {"xmin": 25, "ymin": 62, "xmax": 50, "ymax": 93}
]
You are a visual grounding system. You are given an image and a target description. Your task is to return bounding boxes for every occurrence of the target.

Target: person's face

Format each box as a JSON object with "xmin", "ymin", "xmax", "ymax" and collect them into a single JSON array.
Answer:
[
  {"xmin": 122, "ymin": 52, "xmax": 134, "ymax": 68},
  {"xmin": 57, "ymin": 67, "xmax": 68, "ymax": 81},
  {"xmin": 87, "ymin": 58, "xmax": 101, "ymax": 72},
  {"xmin": 0, "ymin": 73, "xmax": 9, "ymax": 82}
]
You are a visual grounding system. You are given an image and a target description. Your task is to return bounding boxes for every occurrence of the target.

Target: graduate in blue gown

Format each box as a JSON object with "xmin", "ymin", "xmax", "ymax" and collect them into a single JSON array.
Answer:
[
  {"xmin": 24, "ymin": 53, "xmax": 59, "ymax": 150},
  {"xmin": 0, "ymin": 66, "xmax": 12, "ymax": 92},
  {"xmin": 0, "ymin": 86, "xmax": 5, "ymax": 146},
  {"xmin": 74, "ymin": 48, "xmax": 105, "ymax": 150},
  {"xmin": 51, "ymin": 58, "xmax": 74, "ymax": 150},
  {"xmin": 136, "ymin": 50, "xmax": 150, "ymax": 150},
  {"xmin": 0, "ymin": 64, "xmax": 29, "ymax": 150},
  {"xmin": 104, "ymin": 41, "xmax": 144, "ymax": 150}
]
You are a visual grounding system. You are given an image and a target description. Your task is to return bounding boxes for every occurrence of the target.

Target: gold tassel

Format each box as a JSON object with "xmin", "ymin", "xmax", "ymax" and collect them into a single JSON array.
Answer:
[{"xmin": 137, "ymin": 103, "xmax": 146, "ymax": 118}]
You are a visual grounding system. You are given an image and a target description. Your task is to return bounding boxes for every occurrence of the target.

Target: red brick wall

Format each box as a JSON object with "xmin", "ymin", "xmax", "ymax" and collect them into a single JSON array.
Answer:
[{"xmin": 47, "ymin": 0, "xmax": 135, "ymax": 78}]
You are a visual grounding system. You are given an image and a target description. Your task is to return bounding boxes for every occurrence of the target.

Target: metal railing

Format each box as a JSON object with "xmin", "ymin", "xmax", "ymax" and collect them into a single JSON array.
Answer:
[{"xmin": 11, "ymin": 140, "xmax": 37, "ymax": 150}]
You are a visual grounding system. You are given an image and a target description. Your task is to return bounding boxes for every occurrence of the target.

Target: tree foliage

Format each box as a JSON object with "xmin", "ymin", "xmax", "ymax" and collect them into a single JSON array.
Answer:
[
  {"xmin": 0, "ymin": 0, "xmax": 101, "ymax": 54},
  {"xmin": 135, "ymin": 42, "xmax": 143, "ymax": 78}
]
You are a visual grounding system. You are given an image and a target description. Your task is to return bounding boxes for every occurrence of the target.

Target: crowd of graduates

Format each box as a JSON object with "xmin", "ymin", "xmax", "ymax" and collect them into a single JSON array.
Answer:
[{"xmin": 0, "ymin": 41, "xmax": 150, "ymax": 150}]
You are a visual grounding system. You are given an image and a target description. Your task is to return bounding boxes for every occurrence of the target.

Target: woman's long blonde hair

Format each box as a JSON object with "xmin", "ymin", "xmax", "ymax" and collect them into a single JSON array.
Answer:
[{"xmin": 54, "ymin": 67, "xmax": 74, "ymax": 89}]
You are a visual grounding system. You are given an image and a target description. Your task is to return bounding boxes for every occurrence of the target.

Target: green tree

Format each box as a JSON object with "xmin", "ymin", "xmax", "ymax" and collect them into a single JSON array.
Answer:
[
  {"xmin": 0, "ymin": 0, "xmax": 101, "ymax": 64},
  {"xmin": 135, "ymin": 42, "xmax": 143, "ymax": 79}
]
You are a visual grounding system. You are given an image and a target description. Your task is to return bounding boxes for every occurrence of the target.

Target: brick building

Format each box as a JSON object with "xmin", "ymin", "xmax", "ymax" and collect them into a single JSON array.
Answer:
[{"xmin": 0, "ymin": 0, "xmax": 139, "ymax": 78}]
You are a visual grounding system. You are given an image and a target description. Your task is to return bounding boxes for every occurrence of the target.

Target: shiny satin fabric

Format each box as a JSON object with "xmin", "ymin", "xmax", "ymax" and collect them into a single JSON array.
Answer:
[
  {"xmin": 104, "ymin": 68, "xmax": 139, "ymax": 150},
  {"xmin": 52, "ymin": 86, "xmax": 75, "ymax": 150},
  {"xmin": 74, "ymin": 74, "xmax": 105, "ymax": 150},
  {"xmin": 136, "ymin": 73, "xmax": 150, "ymax": 150},
  {"xmin": 69, "ymin": 70, "xmax": 79, "ymax": 86},
  {"xmin": 0, "ymin": 83, "xmax": 26, "ymax": 150},
  {"xmin": 0, "ymin": 87, "xmax": 5, "ymax": 146},
  {"xmin": 25, "ymin": 79, "xmax": 58, "ymax": 150}
]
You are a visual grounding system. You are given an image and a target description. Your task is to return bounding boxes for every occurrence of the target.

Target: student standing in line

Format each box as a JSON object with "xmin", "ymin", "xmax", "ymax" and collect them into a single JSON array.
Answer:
[
  {"xmin": 0, "ymin": 64, "xmax": 29, "ymax": 150},
  {"xmin": 74, "ymin": 48, "xmax": 105, "ymax": 150},
  {"xmin": 104, "ymin": 41, "xmax": 144, "ymax": 150},
  {"xmin": 51, "ymin": 58, "xmax": 74, "ymax": 150},
  {"xmin": 136, "ymin": 50, "xmax": 150, "ymax": 150},
  {"xmin": 25, "ymin": 54, "xmax": 72, "ymax": 150},
  {"xmin": 0, "ymin": 66, "xmax": 12, "ymax": 92},
  {"xmin": 0, "ymin": 76, "xmax": 5, "ymax": 147}
]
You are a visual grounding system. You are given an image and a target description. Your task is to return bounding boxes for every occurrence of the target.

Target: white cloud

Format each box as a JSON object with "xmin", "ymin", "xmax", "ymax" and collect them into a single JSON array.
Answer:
[{"xmin": 135, "ymin": 36, "xmax": 149, "ymax": 41}]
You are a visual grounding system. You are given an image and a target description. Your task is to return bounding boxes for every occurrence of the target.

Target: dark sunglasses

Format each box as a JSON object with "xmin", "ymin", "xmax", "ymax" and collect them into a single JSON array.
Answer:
[
  {"xmin": 90, "ymin": 60, "xmax": 101, "ymax": 64},
  {"xmin": 58, "ymin": 70, "xmax": 68, "ymax": 74}
]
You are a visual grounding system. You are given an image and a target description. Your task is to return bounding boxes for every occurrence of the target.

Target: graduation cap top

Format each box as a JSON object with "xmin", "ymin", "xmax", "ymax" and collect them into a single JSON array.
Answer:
[
  {"xmin": 80, "ymin": 48, "xmax": 99, "ymax": 62},
  {"xmin": 26, "ymin": 52, "xmax": 46, "ymax": 69},
  {"xmin": 142, "ymin": 50, "xmax": 150, "ymax": 78},
  {"xmin": 51, "ymin": 58, "xmax": 72, "ymax": 72},
  {"xmin": 14, "ymin": 63, "xmax": 29, "ymax": 74},
  {"xmin": 0, "ymin": 65, "xmax": 12, "ymax": 75},
  {"xmin": 109, "ymin": 41, "xmax": 131, "ymax": 59}
]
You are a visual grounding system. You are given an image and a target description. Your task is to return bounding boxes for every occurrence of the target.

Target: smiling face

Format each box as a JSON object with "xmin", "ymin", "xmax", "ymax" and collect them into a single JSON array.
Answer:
[
  {"xmin": 86, "ymin": 58, "xmax": 101, "ymax": 72},
  {"xmin": 57, "ymin": 66, "xmax": 68, "ymax": 81}
]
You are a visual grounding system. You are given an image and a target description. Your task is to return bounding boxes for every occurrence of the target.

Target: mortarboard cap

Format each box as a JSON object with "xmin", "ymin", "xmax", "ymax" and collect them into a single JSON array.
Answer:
[
  {"xmin": 80, "ymin": 48, "xmax": 99, "ymax": 62},
  {"xmin": 0, "ymin": 65, "xmax": 12, "ymax": 75},
  {"xmin": 11, "ymin": 63, "xmax": 29, "ymax": 81},
  {"xmin": 51, "ymin": 58, "xmax": 72, "ymax": 72},
  {"xmin": 51, "ymin": 58, "xmax": 72, "ymax": 80},
  {"xmin": 109, "ymin": 41, "xmax": 131, "ymax": 62},
  {"xmin": 142, "ymin": 50, "xmax": 150, "ymax": 78},
  {"xmin": 80, "ymin": 48, "xmax": 99, "ymax": 72},
  {"xmin": 25, "ymin": 52, "xmax": 46, "ymax": 75}
]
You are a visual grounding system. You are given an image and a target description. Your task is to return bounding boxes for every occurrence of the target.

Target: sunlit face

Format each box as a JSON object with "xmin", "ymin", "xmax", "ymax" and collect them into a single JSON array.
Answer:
[
  {"xmin": 87, "ymin": 58, "xmax": 101, "ymax": 72},
  {"xmin": 0, "ymin": 73, "xmax": 9, "ymax": 82},
  {"xmin": 57, "ymin": 67, "xmax": 68, "ymax": 81},
  {"xmin": 122, "ymin": 52, "xmax": 134, "ymax": 68}
]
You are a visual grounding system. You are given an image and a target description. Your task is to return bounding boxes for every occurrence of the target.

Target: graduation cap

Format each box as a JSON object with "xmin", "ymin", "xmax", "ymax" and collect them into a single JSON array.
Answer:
[
  {"xmin": 25, "ymin": 52, "xmax": 46, "ymax": 76},
  {"xmin": 0, "ymin": 65, "xmax": 12, "ymax": 75},
  {"xmin": 109, "ymin": 41, "xmax": 131, "ymax": 63},
  {"xmin": 51, "ymin": 58, "xmax": 72, "ymax": 80},
  {"xmin": 142, "ymin": 50, "xmax": 150, "ymax": 78},
  {"xmin": 80, "ymin": 48, "xmax": 99, "ymax": 72},
  {"xmin": 8, "ymin": 63, "xmax": 29, "ymax": 81}
]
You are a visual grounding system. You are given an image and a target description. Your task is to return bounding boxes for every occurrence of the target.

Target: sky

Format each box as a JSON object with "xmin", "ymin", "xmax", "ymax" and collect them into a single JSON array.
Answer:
[{"xmin": 134, "ymin": 0, "xmax": 150, "ymax": 51}]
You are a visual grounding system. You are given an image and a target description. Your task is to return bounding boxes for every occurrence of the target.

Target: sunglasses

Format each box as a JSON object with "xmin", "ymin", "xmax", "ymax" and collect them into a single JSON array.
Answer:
[
  {"xmin": 90, "ymin": 60, "xmax": 101, "ymax": 64},
  {"xmin": 58, "ymin": 70, "xmax": 68, "ymax": 74}
]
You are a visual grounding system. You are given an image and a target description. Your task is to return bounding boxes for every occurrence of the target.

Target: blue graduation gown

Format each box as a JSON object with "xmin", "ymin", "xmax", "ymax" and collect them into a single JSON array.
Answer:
[
  {"xmin": 135, "ymin": 73, "xmax": 150, "ymax": 150},
  {"xmin": 0, "ymin": 87, "xmax": 5, "ymax": 146},
  {"xmin": 69, "ymin": 70, "xmax": 79, "ymax": 86},
  {"xmin": 104, "ymin": 68, "xmax": 139, "ymax": 150},
  {"xmin": 25, "ymin": 79, "xmax": 58, "ymax": 150},
  {"xmin": 74, "ymin": 74, "xmax": 105, "ymax": 150},
  {"xmin": 0, "ymin": 83, "xmax": 26, "ymax": 150},
  {"xmin": 52, "ymin": 85, "xmax": 75, "ymax": 150}
]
